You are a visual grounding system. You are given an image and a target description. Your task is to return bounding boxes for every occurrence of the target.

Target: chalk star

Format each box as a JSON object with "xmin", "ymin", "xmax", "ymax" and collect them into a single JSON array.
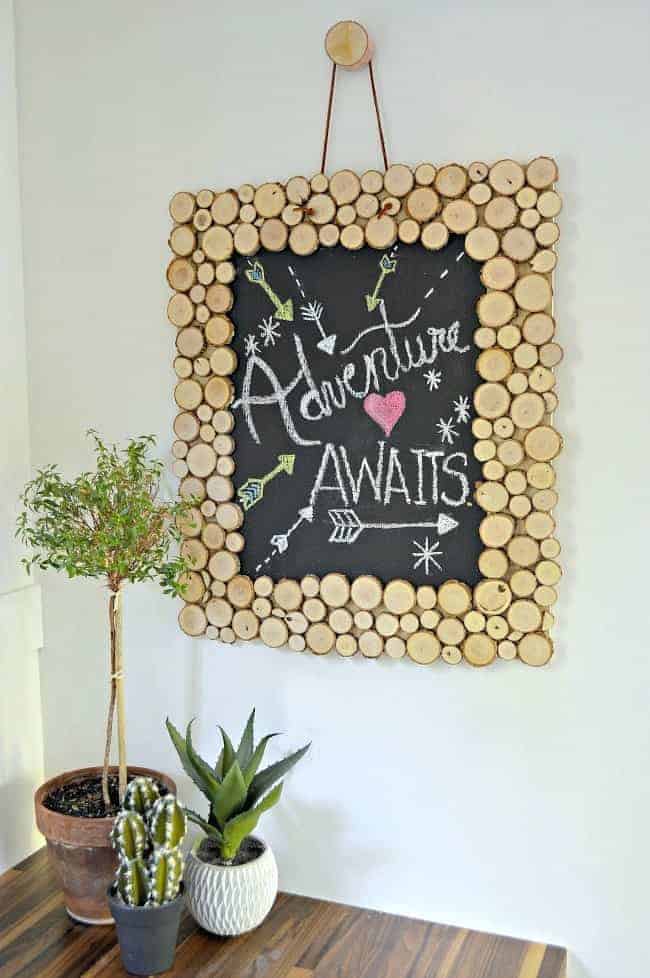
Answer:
[
  {"xmin": 258, "ymin": 317, "xmax": 281, "ymax": 347},
  {"xmin": 412, "ymin": 536, "xmax": 444, "ymax": 575},
  {"xmin": 244, "ymin": 334, "xmax": 260, "ymax": 356},
  {"xmin": 453, "ymin": 395, "xmax": 471, "ymax": 424},
  {"xmin": 436, "ymin": 417, "xmax": 459, "ymax": 445},
  {"xmin": 424, "ymin": 368, "xmax": 442, "ymax": 392}
]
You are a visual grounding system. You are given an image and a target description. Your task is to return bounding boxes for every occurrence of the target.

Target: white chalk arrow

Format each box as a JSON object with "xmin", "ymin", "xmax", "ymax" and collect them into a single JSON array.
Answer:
[
  {"xmin": 270, "ymin": 506, "xmax": 314, "ymax": 554},
  {"xmin": 328, "ymin": 509, "xmax": 458, "ymax": 545},
  {"xmin": 300, "ymin": 300, "xmax": 337, "ymax": 355}
]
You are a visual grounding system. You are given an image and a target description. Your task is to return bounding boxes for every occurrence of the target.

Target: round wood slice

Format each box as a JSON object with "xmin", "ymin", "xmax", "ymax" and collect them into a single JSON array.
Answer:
[
  {"xmin": 193, "ymin": 209, "xmax": 212, "ymax": 232},
  {"xmin": 464, "ymin": 227, "xmax": 499, "ymax": 261},
  {"xmin": 383, "ymin": 164, "xmax": 413, "ymax": 198},
  {"xmin": 273, "ymin": 578, "xmax": 303, "ymax": 612},
  {"xmin": 181, "ymin": 538, "xmax": 209, "ymax": 572},
  {"xmin": 186, "ymin": 443, "xmax": 217, "ymax": 478},
  {"xmin": 254, "ymin": 183, "xmax": 286, "ymax": 218},
  {"xmin": 180, "ymin": 571, "xmax": 205, "ymax": 604},
  {"xmin": 468, "ymin": 182, "xmax": 492, "ymax": 205},
  {"xmin": 230, "ymin": 609, "xmax": 258, "ymax": 640},
  {"xmin": 375, "ymin": 612, "xmax": 399, "ymax": 638},
  {"xmin": 514, "ymin": 274, "xmax": 552, "ymax": 312},
  {"xmin": 406, "ymin": 186, "xmax": 439, "ymax": 221},
  {"xmin": 177, "ymin": 506, "xmax": 203, "ymax": 538},
  {"xmin": 361, "ymin": 169, "xmax": 383, "ymax": 193},
  {"xmin": 259, "ymin": 218, "xmax": 289, "ymax": 252},
  {"xmin": 525, "ymin": 511, "xmax": 555, "ymax": 540},
  {"xmin": 350, "ymin": 575, "xmax": 383, "ymax": 610},
  {"xmin": 354, "ymin": 610, "xmax": 373, "ymax": 630},
  {"xmin": 407, "ymin": 631, "xmax": 440, "ymax": 664},
  {"xmin": 539, "ymin": 343, "xmax": 563, "ymax": 368},
  {"xmin": 513, "ymin": 343, "xmax": 538, "ymax": 370},
  {"xmin": 526, "ymin": 157, "xmax": 558, "ymax": 189},
  {"xmin": 442, "ymin": 199, "xmax": 477, "ymax": 234},
  {"xmin": 300, "ymin": 575, "xmax": 320, "ymax": 598},
  {"xmin": 254, "ymin": 575, "xmax": 273, "ymax": 597},
  {"xmin": 173, "ymin": 357, "xmax": 192, "ymax": 379},
  {"xmin": 524, "ymin": 426, "xmax": 562, "ymax": 461},
  {"xmin": 415, "ymin": 162, "xmax": 436, "ymax": 186},
  {"xmin": 365, "ymin": 214, "xmax": 397, "ymax": 249},
  {"xmin": 176, "ymin": 325, "xmax": 204, "ymax": 358},
  {"xmin": 507, "ymin": 599, "xmax": 542, "ymax": 633},
  {"xmin": 204, "ymin": 376, "xmax": 233, "ymax": 410},
  {"xmin": 211, "ymin": 192, "xmax": 239, "ymax": 226},
  {"xmin": 485, "ymin": 616, "xmax": 509, "ymax": 640},
  {"xmin": 477, "ymin": 292, "xmax": 515, "ymax": 329},
  {"xmin": 437, "ymin": 580, "xmax": 472, "ymax": 616},
  {"xmin": 416, "ymin": 585, "xmax": 437, "ymax": 610},
  {"xmin": 233, "ymin": 223, "xmax": 260, "ymax": 256},
  {"xmin": 180, "ymin": 476, "xmax": 206, "ymax": 502},
  {"xmin": 474, "ymin": 580, "xmax": 512, "ymax": 616},
  {"xmin": 329, "ymin": 169, "xmax": 361, "ymax": 205},
  {"xmin": 306, "ymin": 622, "xmax": 335, "ymax": 655},
  {"xmin": 205, "ymin": 315, "xmax": 233, "ymax": 347},
  {"xmin": 205, "ymin": 597, "xmax": 233, "ymax": 628},
  {"xmin": 536, "ymin": 222, "xmax": 560, "ymax": 247},
  {"xmin": 531, "ymin": 249, "xmax": 557, "ymax": 274},
  {"xmin": 478, "ymin": 547, "xmax": 508, "ymax": 579},
  {"xmin": 518, "ymin": 632, "xmax": 553, "ymax": 666},
  {"xmin": 474, "ymin": 440, "xmax": 496, "ymax": 462},
  {"xmin": 167, "ymin": 293, "xmax": 194, "ymax": 328},
  {"xmin": 496, "ymin": 439, "xmax": 524, "ymax": 467},
  {"xmin": 484, "ymin": 196, "xmax": 518, "ymax": 230},
  {"xmin": 205, "ymin": 283, "xmax": 233, "ymax": 314},
  {"xmin": 258, "ymin": 616, "xmax": 287, "ymax": 649},
  {"xmin": 169, "ymin": 225, "xmax": 196, "ymax": 257},
  {"xmin": 479, "ymin": 513, "xmax": 515, "ymax": 548},
  {"xmin": 214, "ymin": 503, "xmax": 242, "ymax": 533},
  {"xmin": 356, "ymin": 193, "xmax": 379, "ymax": 218},
  {"xmin": 333, "ymin": 633, "xmax": 356, "ymax": 657},
  {"xmin": 173, "ymin": 411, "xmax": 199, "ymax": 442},
  {"xmin": 329, "ymin": 607, "xmax": 353, "ymax": 634},
  {"xmin": 226, "ymin": 575, "xmax": 255, "ymax": 609},
  {"xmin": 501, "ymin": 226, "xmax": 536, "ymax": 262},
  {"xmin": 208, "ymin": 549, "xmax": 239, "ymax": 582},
  {"xmin": 434, "ymin": 165, "xmax": 467, "ymax": 198},
  {"xmin": 383, "ymin": 579, "xmax": 416, "ymax": 615},
  {"xmin": 319, "ymin": 224, "xmax": 340, "ymax": 247},
  {"xmin": 210, "ymin": 347, "xmax": 237, "ymax": 377},
  {"xmin": 289, "ymin": 222, "xmax": 318, "ymax": 255},
  {"xmin": 200, "ymin": 499, "xmax": 217, "ymax": 517},
  {"xmin": 215, "ymin": 261, "xmax": 235, "ymax": 285},
  {"xmin": 399, "ymin": 612, "xmax": 419, "ymax": 635},
  {"xmin": 419, "ymin": 609, "xmax": 440, "ymax": 630},
  {"xmin": 475, "ymin": 481, "xmax": 509, "ymax": 513},
  {"xmin": 174, "ymin": 379, "xmax": 202, "ymax": 411},
  {"xmin": 398, "ymin": 219, "xmax": 420, "ymax": 244},
  {"xmin": 507, "ymin": 535, "xmax": 540, "ymax": 567},
  {"xmin": 463, "ymin": 633, "xmax": 496, "ymax": 667},
  {"xmin": 206, "ymin": 474, "xmax": 233, "ymax": 503},
  {"xmin": 488, "ymin": 159, "xmax": 525, "ymax": 196},
  {"xmin": 481, "ymin": 257, "xmax": 517, "ymax": 292},
  {"xmin": 421, "ymin": 221, "xmax": 449, "ymax": 251},
  {"xmin": 468, "ymin": 161, "xmax": 488, "ymax": 182},
  {"xmin": 384, "ymin": 636, "xmax": 406, "ymax": 659},
  {"xmin": 532, "ymin": 488, "xmax": 558, "ymax": 512},
  {"xmin": 202, "ymin": 226, "xmax": 233, "ymax": 262},
  {"xmin": 516, "ymin": 186, "xmax": 537, "ymax": 208},
  {"xmin": 477, "ymin": 347, "xmax": 512, "ymax": 382},
  {"xmin": 437, "ymin": 617, "xmax": 465, "ymax": 646},
  {"xmin": 303, "ymin": 598, "xmax": 326, "ymax": 623},
  {"xmin": 510, "ymin": 391, "xmax": 545, "ymax": 429},
  {"xmin": 520, "ymin": 208, "xmax": 540, "ymax": 229},
  {"xmin": 325, "ymin": 21, "xmax": 372, "ymax": 68},
  {"xmin": 464, "ymin": 610, "xmax": 486, "ymax": 634},
  {"xmin": 357, "ymin": 630, "xmax": 382, "ymax": 658},
  {"xmin": 167, "ymin": 257, "xmax": 196, "ymax": 293},
  {"xmin": 440, "ymin": 645, "xmax": 461, "ymax": 664},
  {"xmin": 474, "ymin": 382, "xmax": 511, "ymax": 419},
  {"xmin": 320, "ymin": 573, "xmax": 350, "ymax": 608},
  {"xmin": 170, "ymin": 191, "xmax": 195, "ymax": 223},
  {"xmin": 286, "ymin": 176, "xmax": 310, "ymax": 205},
  {"xmin": 511, "ymin": 569, "xmax": 537, "ymax": 598},
  {"xmin": 310, "ymin": 173, "xmax": 329, "ymax": 193},
  {"xmin": 202, "ymin": 523, "xmax": 226, "ymax": 551},
  {"xmin": 179, "ymin": 604, "xmax": 206, "ymax": 636}
]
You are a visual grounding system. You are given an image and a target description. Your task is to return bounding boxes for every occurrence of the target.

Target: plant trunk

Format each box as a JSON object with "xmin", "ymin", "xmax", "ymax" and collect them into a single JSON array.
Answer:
[
  {"xmin": 102, "ymin": 588, "xmax": 126, "ymax": 807},
  {"xmin": 101, "ymin": 604, "xmax": 117, "ymax": 808},
  {"xmin": 112, "ymin": 588, "xmax": 127, "ymax": 802}
]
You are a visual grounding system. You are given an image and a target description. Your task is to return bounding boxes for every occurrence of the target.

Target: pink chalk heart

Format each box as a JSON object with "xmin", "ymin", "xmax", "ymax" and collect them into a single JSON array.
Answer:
[{"xmin": 363, "ymin": 391, "xmax": 406, "ymax": 437}]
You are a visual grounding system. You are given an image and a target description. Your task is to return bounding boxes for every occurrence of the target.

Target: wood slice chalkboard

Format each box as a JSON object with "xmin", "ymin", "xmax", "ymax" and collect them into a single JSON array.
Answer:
[
  {"xmin": 167, "ymin": 160, "xmax": 562, "ymax": 666},
  {"xmin": 229, "ymin": 240, "xmax": 482, "ymax": 586}
]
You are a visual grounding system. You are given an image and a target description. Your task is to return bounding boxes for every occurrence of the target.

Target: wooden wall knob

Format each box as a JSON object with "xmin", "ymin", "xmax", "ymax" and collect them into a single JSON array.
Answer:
[{"xmin": 325, "ymin": 21, "xmax": 373, "ymax": 70}]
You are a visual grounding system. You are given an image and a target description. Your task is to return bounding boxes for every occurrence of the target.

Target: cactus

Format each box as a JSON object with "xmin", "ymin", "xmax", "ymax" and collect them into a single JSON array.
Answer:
[
  {"xmin": 110, "ymin": 810, "xmax": 147, "ymax": 860},
  {"xmin": 123, "ymin": 775, "xmax": 160, "ymax": 816},
  {"xmin": 111, "ymin": 777, "xmax": 186, "ymax": 907},
  {"xmin": 150, "ymin": 795, "xmax": 187, "ymax": 849}
]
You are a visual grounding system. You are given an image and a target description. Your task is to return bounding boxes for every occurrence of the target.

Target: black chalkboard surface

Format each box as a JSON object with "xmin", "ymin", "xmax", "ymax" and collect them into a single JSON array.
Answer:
[{"xmin": 230, "ymin": 238, "xmax": 482, "ymax": 586}]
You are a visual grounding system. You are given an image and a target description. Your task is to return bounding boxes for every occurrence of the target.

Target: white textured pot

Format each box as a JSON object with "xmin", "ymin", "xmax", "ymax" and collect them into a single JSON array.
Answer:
[{"xmin": 184, "ymin": 837, "xmax": 278, "ymax": 936}]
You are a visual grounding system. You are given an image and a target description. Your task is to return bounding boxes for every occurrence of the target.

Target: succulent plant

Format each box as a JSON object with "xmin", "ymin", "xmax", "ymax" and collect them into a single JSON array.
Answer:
[
  {"xmin": 166, "ymin": 709, "xmax": 309, "ymax": 863},
  {"xmin": 111, "ymin": 778, "xmax": 187, "ymax": 907}
]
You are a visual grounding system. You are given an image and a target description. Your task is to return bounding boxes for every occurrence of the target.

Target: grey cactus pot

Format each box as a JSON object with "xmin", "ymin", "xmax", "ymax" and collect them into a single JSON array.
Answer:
[{"xmin": 107, "ymin": 884, "xmax": 184, "ymax": 976}]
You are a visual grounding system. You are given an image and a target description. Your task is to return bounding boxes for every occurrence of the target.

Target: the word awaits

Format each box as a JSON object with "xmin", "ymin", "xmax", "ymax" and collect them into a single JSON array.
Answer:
[
  {"xmin": 234, "ymin": 309, "xmax": 469, "ymax": 446},
  {"xmin": 309, "ymin": 441, "xmax": 471, "ymax": 510}
]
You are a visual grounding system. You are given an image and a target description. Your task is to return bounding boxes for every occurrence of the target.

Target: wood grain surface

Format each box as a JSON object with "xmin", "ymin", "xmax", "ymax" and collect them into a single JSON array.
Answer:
[{"xmin": 0, "ymin": 847, "xmax": 566, "ymax": 977}]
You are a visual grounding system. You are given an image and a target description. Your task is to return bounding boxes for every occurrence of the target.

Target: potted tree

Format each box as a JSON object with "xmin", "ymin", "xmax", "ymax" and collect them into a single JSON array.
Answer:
[
  {"xmin": 166, "ymin": 711, "xmax": 309, "ymax": 935},
  {"xmin": 17, "ymin": 431, "xmax": 192, "ymax": 923},
  {"xmin": 108, "ymin": 777, "xmax": 187, "ymax": 976}
]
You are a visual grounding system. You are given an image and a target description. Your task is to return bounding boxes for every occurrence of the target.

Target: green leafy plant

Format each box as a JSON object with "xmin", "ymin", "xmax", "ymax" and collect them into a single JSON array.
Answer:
[
  {"xmin": 111, "ymin": 777, "xmax": 187, "ymax": 907},
  {"xmin": 166, "ymin": 711, "xmax": 309, "ymax": 862},
  {"xmin": 16, "ymin": 431, "xmax": 193, "ymax": 806}
]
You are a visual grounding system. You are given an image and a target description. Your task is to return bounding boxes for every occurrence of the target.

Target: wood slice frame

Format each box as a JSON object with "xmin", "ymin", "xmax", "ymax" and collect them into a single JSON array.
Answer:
[{"xmin": 167, "ymin": 158, "xmax": 562, "ymax": 667}]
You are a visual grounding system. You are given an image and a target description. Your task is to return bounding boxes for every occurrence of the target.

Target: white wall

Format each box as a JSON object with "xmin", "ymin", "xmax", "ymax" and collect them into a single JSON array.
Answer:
[
  {"xmin": 0, "ymin": 0, "xmax": 44, "ymax": 872},
  {"xmin": 13, "ymin": 1, "xmax": 650, "ymax": 975}
]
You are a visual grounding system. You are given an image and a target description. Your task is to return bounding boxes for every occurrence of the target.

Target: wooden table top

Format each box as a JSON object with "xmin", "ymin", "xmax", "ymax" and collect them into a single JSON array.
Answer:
[{"xmin": 0, "ymin": 847, "xmax": 566, "ymax": 978}]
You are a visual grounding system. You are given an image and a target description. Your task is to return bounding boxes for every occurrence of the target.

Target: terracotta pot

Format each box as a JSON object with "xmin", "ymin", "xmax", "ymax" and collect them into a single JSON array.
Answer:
[{"xmin": 34, "ymin": 765, "xmax": 175, "ymax": 925}]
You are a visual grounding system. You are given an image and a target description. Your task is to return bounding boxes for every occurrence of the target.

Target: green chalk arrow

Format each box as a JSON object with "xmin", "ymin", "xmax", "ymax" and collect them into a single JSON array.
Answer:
[
  {"xmin": 365, "ymin": 254, "xmax": 397, "ymax": 311},
  {"xmin": 245, "ymin": 261, "xmax": 294, "ymax": 321},
  {"xmin": 237, "ymin": 454, "xmax": 296, "ymax": 511}
]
